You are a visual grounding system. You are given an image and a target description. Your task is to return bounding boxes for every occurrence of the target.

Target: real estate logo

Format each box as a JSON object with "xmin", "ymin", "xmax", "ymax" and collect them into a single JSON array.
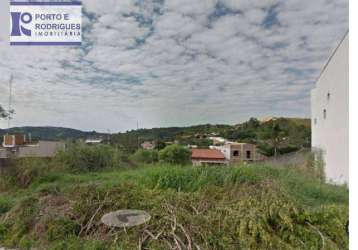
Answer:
[{"xmin": 10, "ymin": 1, "xmax": 82, "ymax": 46}]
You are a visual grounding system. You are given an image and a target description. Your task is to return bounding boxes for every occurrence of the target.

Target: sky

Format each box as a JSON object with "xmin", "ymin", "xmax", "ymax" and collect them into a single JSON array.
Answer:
[{"xmin": 0, "ymin": 0, "xmax": 348, "ymax": 132}]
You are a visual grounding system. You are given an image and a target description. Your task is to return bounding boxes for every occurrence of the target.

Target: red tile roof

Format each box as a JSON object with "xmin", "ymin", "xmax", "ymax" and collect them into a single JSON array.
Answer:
[{"xmin": 191, "ymin": 149, "xmax": 225, "ymax": 160}]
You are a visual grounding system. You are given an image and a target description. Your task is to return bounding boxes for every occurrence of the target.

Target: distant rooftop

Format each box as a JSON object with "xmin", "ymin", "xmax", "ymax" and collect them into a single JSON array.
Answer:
[{"xmin": 191, "ymin": 149, "xmax": 225, "ymax": 160}]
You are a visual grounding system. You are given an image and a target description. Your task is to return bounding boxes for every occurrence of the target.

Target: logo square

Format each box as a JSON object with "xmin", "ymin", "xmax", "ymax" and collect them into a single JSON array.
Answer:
[{"xmin": 10, "ymin": 1, "xmax": 82, "ymax": 46}]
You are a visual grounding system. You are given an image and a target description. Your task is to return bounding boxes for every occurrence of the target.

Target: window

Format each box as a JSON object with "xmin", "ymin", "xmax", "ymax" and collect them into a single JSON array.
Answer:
[
  {"xmin": 246, "ymin": 150, "xmax": 251, "ymax": 159},
  {"xmin": 323, "ymin": 109, "xmax": 327, "ymax": 119},
  {"xmin": 233, "ymin": 150, "xmax": 239, "ymax": 157}
]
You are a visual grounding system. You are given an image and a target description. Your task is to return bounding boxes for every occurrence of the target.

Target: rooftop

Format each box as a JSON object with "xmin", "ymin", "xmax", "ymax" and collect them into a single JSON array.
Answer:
[{"xmin": 191, "ymin": 149, "xmax": 225, "ymax": 160}]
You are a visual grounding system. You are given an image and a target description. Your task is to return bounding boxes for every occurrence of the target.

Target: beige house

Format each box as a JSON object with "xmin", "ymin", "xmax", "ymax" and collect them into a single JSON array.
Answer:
[{"xmin": 211, "ymin": 142, "xmax": 267, "ymax": 163}]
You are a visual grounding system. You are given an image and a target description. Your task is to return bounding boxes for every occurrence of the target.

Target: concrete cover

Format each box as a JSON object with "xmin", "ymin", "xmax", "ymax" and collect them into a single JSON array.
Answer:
[{"xmin": 101, "ymin": 209, "xmax": 151, "ymax": 228}]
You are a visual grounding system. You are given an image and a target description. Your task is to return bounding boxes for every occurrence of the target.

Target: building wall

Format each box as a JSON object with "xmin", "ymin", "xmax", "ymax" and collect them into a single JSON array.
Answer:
[
  {"xmin": 3, "ymin": 135, "xmax": 14, "ymax": 147},
  {"xmin": 210, "ymin": 143, "xmax": 266, "ymax": 163},
  {"xmin": 228, "ymin": 144, "xmax": 242, "ymax": 163},
  {"xmin": 17, "ymin": 141, "xmax": 65, "ymax": 158},
  {"xmin": 192, "ymin": 159, "xmax": 227, "ymax": 166},
  {"xmin": 0, "ymin": 148, "xmax": 8, "ymax": 159},
  {"xmin": 311, "ymin": 33, "xmax": 349, "ymax": 184}
]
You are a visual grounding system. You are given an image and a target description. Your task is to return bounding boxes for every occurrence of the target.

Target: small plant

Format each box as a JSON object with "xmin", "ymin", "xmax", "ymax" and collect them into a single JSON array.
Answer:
[
  {"xmin": 18, "ymin": 235, "xmax": 33, "ymax": 250},
  {"xmin": 0, "ymin": 197, "xmax": 13, "ymax": 215},
  {"xmin": 46, "ymin": 219, "xmax": 81, "ymax": 242},
  {"xmin": 305, "ymin": 151, "xmax": 326, "ymax": 182},
  {"xmin": 1, "ymin": 158, "xmax": 51, "ymax": 188}
]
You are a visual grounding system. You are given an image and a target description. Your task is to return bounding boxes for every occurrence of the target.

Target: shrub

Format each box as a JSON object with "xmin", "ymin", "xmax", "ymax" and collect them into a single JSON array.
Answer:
[
  {"xmin": 0, "ymin": 158, "xmax": 52, "ymax": 188},
  {"xmin": 0, "ymin": 197, "xmax": 13, "ymax": 215},
  {"xmin": 2, "ymin": 197, "xmax": 39, "ymax": 246},
  {"xmin": 46, "ymin": 219, "xmax": 81, "ymax": 242},
  {"xmin": 159, "ymin": 144, "xmax": 191, "ymax": 165},
  {"xmin": 303, "ymin": 151, "xmax": 325, "ymax": 182},
  {"xmin": 130, "ymin": 149, "xmax": 158, "ymax": 164},
  {"xmin": 56, "ymin": 143, "xmax": 127, "ymax": 172},
  {"xmin": 18, "ymin": 235, "xmax": 33, "ymax": 250}
]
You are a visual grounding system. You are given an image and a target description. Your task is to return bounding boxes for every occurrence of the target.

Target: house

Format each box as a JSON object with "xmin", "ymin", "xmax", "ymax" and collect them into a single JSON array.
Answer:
[
  {"xmin": 311, "ymin": 32, "xmax": 349, "ymax": 184},
  {"xmin": 209, "ymin": 136, "xmax": 227, "ymax": 145},
  {"xmin": 191, "ymin": 148, "xmax": 227, "ymax": 166},
  {"xmin": 2, "ymin": 134, "xmax": 26, "ymax": 148},
  {"xmin": 1, "ymin": 134, "xmax": 65, "ymax": 158},
  {"xmin": 141, "ymin": 141, "xmax": 155, "ymax": 150},
  {"xmin": 258, "ymin": 117, "xmax": 277, "ymax": 123},
  {"xmin": 85, "ymin": 138, "xmax": 103, "ymax": 145},
  {"xmin": 210, "ymin": 142, "xmax": 267, "ymax": 163}
]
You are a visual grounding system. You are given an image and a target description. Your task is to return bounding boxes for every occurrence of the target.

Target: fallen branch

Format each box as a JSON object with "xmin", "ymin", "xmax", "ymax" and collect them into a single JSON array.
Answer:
[
  {"xmin": 306, "ymin": 222, "xmax": 325, "ymax": 250},
  {"xmin": 178, "ymin": 223, "xmax": 192, "ymax": 250}
]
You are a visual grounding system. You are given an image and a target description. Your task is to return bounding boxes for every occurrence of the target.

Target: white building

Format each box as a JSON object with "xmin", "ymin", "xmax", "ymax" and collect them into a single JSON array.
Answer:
[
  {"xmin": 85, "ymin": 138, "xmax": 103, "ymax": 145},
  {"xmin": 311, "ymin": 32, "xmax": 349, "ymax": 184}
]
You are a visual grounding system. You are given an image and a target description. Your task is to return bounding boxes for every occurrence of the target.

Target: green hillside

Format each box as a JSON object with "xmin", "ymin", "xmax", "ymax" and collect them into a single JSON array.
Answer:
[
  {"xmin": 0, "ymin": 126, "xmax": 106, "ymax": 141},
  {"xmin": 111, "ymin": 117, "xmax": 311, "ymax": 156}
]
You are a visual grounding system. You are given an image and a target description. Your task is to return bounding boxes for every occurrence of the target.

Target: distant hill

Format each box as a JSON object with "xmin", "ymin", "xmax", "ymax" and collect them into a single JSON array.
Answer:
[
  {"xmin": 0, "ymin": 117, "xmax": 311, "ymax": 156},
  {"xmin": 282, "ymin": 118, "xmax": 311, "ymax": 127},
  {"xmin": 0, "ymin": 126, "xmax": 106, "ymax": 141},
  {"xmin": 111, "ymin": 117, "xmax": 311, "ymax": 155}
]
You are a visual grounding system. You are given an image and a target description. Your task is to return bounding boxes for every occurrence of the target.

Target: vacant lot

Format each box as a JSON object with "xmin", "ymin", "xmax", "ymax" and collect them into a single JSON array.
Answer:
[{"xmin": 0, "ymin": 158, "xmax": 348, "ymax": 250}]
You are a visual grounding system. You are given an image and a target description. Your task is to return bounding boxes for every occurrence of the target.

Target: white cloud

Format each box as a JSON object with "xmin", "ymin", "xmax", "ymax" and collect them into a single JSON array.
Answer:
[{"xmin": 0, "ymin": 0, "xmax": 349, "ymax": 132}]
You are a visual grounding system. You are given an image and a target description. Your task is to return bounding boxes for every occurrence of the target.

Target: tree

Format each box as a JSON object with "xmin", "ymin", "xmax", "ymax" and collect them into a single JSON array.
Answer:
[
  {"xmin": 0, "ymin": 105, "xmax": 8, "ymax": 119},
  {"xmin": 110, "ymin": 133, "xmax": 139, "ymax": 153},
  {"xmin": 130, "ymin": 149, "xmax": 158, "ymax": 164},
  {"xmin": 0, "ymin": 104, "xmax": 14, "ymax": 120},
  {"xmin": 159, "ymin": 144, "xmax": 191, "ymax": 165},
  {"xmin": 155, "ymin": 140, "xmax": 167, "ymax": 150},
  {"xmin": 259, "ymin": 122, "xmax": 286, "ymax": 158}
]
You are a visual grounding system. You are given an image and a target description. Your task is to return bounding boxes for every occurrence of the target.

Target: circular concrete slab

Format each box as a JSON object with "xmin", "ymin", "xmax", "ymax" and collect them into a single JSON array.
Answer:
[{"xmin": 101, "ymin": 209, "xmax": 151, "ymax": 228}]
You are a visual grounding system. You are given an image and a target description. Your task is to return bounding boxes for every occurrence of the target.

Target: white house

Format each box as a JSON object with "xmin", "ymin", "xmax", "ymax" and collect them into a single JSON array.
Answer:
[
  {"xmin": 85, "ymin": 138, "xmax": 103, "ymax": 145},
  {"xmin": 311, "ymin": 32, "xmax": 349, "ymax": 184}
]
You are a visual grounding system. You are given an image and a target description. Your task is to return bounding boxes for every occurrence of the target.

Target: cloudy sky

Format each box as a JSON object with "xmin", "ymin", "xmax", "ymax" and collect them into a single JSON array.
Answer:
[{"xmin": 0, "ymin": 0, "xmax": 348, "ymax": 132}]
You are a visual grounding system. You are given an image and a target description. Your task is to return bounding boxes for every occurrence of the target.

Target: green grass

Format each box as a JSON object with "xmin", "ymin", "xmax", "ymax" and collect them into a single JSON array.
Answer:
[
  {"xmin": 22, "ymin": 164, "xmax": 347, "ymax": 207},
  {"xmin": 0, "ymin": 162, "xmax": 349, "ymax": 250}
]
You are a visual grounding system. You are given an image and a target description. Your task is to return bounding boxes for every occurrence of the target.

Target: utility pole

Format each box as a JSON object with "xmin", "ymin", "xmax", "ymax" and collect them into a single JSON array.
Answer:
[
  {"xmin": 7, "ymin": 74, "xmax": 13, "ymax": 131},
  {"xmin": 137, "ymin": 121, "xmax": 140, "ymax": 150},
  {"xmin": 107, "ymin": 129, "xmax": 111, "ymax": 145}
]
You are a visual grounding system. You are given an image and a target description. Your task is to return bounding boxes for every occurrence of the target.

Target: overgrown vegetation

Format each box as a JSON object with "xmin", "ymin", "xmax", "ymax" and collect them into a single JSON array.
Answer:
[
  {"xmin": 0, "ymin": 146, "xmax": 348, "ymax": 250},
  {"xmin": 130, "ymin": 149, "xmax": 159, "ymax": 164},
  {"xmin": 56, "ymin": 143, "xmax": 128, "ymax": 173}
]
